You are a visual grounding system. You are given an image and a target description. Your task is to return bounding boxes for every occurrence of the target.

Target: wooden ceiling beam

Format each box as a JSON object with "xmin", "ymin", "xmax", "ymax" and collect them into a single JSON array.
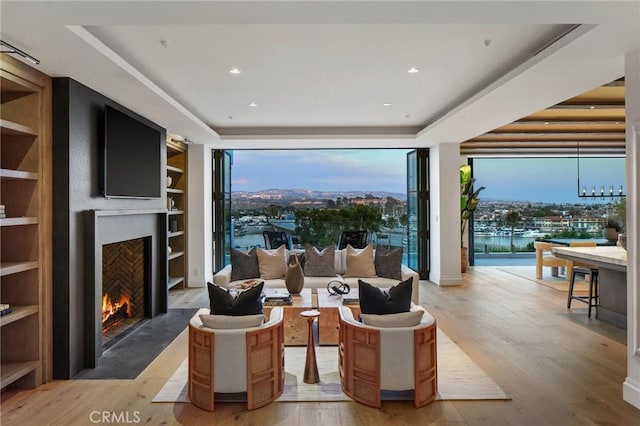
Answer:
[
  {"xmin": 484, "ymin": 131, "xmax": 624, "ymax": 137},
  {"xmin": 471, "ymin": 133, "xmax": 624, "ymax": 141},
  {"xmin": 462, "ymin": 79, "xmax": 626, "ymax": 156},
  {"xmin": 547, "ymin": 104, "xmax": 624, "ymax": 109},
  {"xmin": 511, "ymin": 120, "xmax": 625, "ymax": 125},
  {"xmin": 462, "ymin": 141, "xmax": 625, "ymax": 148},
  {"xmin": 460, "ymin": 147, "xmax": 626, "ymax": 156}
]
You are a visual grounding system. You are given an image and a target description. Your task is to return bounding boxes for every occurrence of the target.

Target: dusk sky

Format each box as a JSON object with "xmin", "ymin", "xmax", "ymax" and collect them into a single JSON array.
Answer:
[
  {"xmin": 474, "ymin": 157, "xmax": 626, "ymax": 203},
  {"xmin": 231, "ymin": 149, "xmax": 411, "ymax": 194},
  {"xmin": 231, "ymin": 150, "xmax": 626, "ymax": 203}
]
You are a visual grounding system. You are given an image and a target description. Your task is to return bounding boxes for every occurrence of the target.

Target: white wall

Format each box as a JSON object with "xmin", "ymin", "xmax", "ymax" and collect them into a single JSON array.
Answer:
[
  {"xmin": 428, "ymin": 143, "xmax": 463, "ymax": 285},
  {"xmin": 187, "ymin": 144, "xmax": 213, "ymax": 287},
  {"xmin": 623, "ymin": 48, "xmax": 640, "ymax": 410}
]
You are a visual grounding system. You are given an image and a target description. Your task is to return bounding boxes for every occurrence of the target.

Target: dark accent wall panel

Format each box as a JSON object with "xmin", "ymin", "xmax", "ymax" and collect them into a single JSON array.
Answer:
[{"xmin": 52, "ymin": 78, "xmax": 167, "ymax": 378}]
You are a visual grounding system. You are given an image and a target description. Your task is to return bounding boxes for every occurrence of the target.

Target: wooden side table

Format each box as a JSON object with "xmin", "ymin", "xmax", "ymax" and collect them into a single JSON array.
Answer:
[{"xmin": 301, "ymin": 310, "xmax": 320, "ymax": 384}]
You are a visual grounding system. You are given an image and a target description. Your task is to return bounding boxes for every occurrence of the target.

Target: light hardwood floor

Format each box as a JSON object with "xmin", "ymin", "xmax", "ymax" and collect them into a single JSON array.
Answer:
[{"xmin": 2, "ymin": 267, "xmax": 639, "ymax": 425}]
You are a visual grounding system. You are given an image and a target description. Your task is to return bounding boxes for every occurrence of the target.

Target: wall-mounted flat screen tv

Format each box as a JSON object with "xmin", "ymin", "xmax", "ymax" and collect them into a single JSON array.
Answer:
[{"xmin": 102, "ymin": 105, "xmax": 162, "ymax": 199}]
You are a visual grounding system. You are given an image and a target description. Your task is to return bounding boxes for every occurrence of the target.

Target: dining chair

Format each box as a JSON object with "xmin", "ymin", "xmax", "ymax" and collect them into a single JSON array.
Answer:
[
  {"xmin": 263, "ymin": 231, "xmax": 291, "ymax": 250},
  {"xmin": 337, "ymin": 230, "xmax": 368, "ymax": 250}
]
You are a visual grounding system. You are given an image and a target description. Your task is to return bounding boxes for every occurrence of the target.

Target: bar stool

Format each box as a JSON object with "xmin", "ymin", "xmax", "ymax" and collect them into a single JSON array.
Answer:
[{"xmin": 567, "ymin": 266, "xmax": 599, "ymax": 318}]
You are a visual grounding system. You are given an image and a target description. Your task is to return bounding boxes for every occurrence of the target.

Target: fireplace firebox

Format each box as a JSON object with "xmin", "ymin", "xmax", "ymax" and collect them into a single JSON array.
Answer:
[{"xmin": 101, "ymin": 237, "xmax": 150, "ymax": 347}]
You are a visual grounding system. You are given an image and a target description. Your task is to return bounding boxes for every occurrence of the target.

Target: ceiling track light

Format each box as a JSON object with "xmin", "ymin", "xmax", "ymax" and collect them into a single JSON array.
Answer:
[{"xmin": 0, "ymin": 40, "xmax": 40, "ymax": 65}]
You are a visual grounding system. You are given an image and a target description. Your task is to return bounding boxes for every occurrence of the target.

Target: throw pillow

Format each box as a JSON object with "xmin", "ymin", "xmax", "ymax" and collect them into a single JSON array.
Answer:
[
  {"xmin": 207, "ymin": 281, "xmax": 264, "ymax": 316},
  {"xmin": 358, "ymin": 278, "xmax": 412, "ymax": 314},
  {"xmin": 230, "ymin": 247, "xmax": 260, "ymax": 281},
  {"xmin": 360, "ymin": 310, "xmax": 424, "ymax": 328},
  {"xmin": 303, "ymin": 244, "xmax": 335, "ymax": 276},
  {"xmin": 256, "ymin": 245, "xmax": 287, "ymax": 279},
  {"xmin": 344, "ymin": 244, "xmax": 377, "ymax": 278},
  {"xmin": 199, "ymin": 313, "xmax": 264, "ymax": 329},
  {"xmin": 374, "ymin": 246, "xmax": 403, "ymax": 280}
]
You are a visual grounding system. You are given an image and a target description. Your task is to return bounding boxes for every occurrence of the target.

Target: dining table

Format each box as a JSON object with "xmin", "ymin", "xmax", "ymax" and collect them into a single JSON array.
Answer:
[{"xmin": 552, "ymin": 245, "xmax": 627, "ymax": 329}]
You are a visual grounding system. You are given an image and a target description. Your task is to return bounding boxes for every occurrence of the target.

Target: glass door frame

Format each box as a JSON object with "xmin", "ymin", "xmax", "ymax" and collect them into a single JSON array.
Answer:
[
  {"xmin": 407, "ymin": 149, "xmax": 430, "ymax": 280},
  {"xmin": 213, "ymin": 150, "xmax": 232, "ymax": 272}
]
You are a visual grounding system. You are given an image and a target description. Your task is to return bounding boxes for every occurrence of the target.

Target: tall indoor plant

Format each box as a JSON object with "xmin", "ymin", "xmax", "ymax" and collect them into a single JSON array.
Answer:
[{"xmin": 460, "ymin": 164, "xmax": 485, "ymax": 272}]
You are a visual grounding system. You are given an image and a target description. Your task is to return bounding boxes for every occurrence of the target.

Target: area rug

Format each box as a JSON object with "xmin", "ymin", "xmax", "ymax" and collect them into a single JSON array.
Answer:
[
  {"xmin": 152, "ymin": 328, "xmax": 509, "ymax": 403},
  {"xmin": 498, "ymin": 266, "xmax": 590, "ymax": 292}
]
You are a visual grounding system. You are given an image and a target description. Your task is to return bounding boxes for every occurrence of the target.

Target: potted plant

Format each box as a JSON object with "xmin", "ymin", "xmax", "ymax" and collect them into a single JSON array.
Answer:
[
  {"xmin": 460, "ymin": 165, "xmax": 485, "ymax": 272},
  {"xmin": 602, "ymin": 218, "xmax": 621, "ymax": 242}
]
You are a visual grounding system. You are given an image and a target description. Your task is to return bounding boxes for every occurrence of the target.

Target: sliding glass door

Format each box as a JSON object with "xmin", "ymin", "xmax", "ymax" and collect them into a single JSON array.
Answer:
[
  {"xmin": 406, "ymin": 149, "xmax": 430, "ymax": 279},
  {"xmin": 213, "ymin": 150, "xmax": 233, "ymax": 271}
]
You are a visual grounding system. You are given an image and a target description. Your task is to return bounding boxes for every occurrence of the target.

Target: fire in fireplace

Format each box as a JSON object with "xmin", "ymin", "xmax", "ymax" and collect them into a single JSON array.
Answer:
[
  {"xmin": 102, "ymin": 237, "xmax": 149, "ymax": 346},
  {"xmin": 102, "ymin": 293, "xmax": 132, "ymax": 332}
]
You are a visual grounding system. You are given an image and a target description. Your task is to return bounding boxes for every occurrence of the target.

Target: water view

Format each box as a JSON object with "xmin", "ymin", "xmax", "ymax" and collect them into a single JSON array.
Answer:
[{"xmin": 227, "ymin": 152, "xmax": 626, "ymax": 266}]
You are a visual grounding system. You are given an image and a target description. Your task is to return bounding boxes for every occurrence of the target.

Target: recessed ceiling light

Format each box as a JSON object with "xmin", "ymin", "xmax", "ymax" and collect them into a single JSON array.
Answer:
[
  {"xmin": 408, "ymin": 67, "xmax": 419, "ymax": 74},
  {"xmin": 248, "ymin": 102, "xmax": 258, "ymax": 108},
  {"xmin": 229, "ymin": 68, "xmax": 242, "ymax": 74},
  {"xmin": 383, "ymin": 102, "xmax": 392, "ymax": 107}
]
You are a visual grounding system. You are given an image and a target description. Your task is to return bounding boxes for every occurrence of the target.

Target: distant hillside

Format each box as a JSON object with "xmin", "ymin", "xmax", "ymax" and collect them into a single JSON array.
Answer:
[{"xmin": 232, "ymin": 188, "xmax": 406, "ymax": 201}]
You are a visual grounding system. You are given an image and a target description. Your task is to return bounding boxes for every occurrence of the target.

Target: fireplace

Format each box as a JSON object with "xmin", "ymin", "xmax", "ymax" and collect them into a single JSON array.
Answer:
[
  {"xmin": 84, "ymin": 209, "xmax": 168, "ymax": 369},
  {"xmin": 101, "ymin": 237, "xmax": 151, "ymax": 347}
]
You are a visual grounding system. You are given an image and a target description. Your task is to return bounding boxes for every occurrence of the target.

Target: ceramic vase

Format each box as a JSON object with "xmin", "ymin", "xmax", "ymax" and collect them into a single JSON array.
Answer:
[
  {"xmin": 603, "ymin": 227, "xmax": 618, "ymax": 242},
  {"xmin": 285, "ymin": 253, "xmax": 304, "ymax": 294},
  {"xmin": 618, "ymin": 233, "xmax": 627, "ymax": 250},
  {"xmin": 461, "ymin": 246, "xmax": 468, "ymax": 273}
]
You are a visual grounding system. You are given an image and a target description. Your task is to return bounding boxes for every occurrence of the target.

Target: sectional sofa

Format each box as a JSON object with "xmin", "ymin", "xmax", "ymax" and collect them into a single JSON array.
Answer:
[{"xmin": 213, "ymin": 245, "xmax": 420, "ymax": 304}]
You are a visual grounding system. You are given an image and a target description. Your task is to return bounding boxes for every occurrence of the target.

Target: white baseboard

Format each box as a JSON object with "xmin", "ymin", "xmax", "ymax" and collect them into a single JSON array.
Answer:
[
  {"xmin": 429, "ymin": 272, "xmax": 463, "ymax": 286},
  {"xmin": 187, "ymin": 279, "xmax": 206, "ymax": 288},
  {"xmin": 623, "ymin": 377, "xmax": 640, "ymax": 409}
]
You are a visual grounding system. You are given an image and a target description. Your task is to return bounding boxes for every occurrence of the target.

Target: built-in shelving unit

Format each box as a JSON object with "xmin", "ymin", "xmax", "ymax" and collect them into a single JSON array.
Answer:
[
  {"xmin": 166, "ymin": 138, "xmax": 187, "ymax": 290},
  {"xmin": 0, "ymin": 55, "xmax": 52, "ymax": 390}
]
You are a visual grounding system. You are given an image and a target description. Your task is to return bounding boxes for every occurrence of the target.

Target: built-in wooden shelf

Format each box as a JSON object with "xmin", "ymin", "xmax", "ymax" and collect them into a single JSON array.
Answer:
[
  {"xmin": 0, "ymin": 261, "xmax": 39, "ymax": 277},
  {"xmin": 0, "ymin": 119, "xmax": 38, "ymax": 136},
  {"xmin": 0, "ymin": 305, "xmax": 39, "ymax": 327},
  {"xmin": 1, "ymin": 56, "xmax": 50, "ymax": 389},
  {"xmin": 168, "ymin": 276, "xmax": 185, "ymax": 289},
  {"xmin": 0, "ymin": 361, "xmax": 38, "ymax": 390},
  {"xmin": 0, "ymin": 73, "xmax": 37, "ymax": 96},
  {"xmin": 0, "ymin": 168, "xmax": 38, "ymax": 180},
  {"xmin": 166, "ymin": 165, "xmax": 184, "ymax": 174},
  {"xmin": 166, "ymin": 138, "xmax": 187, "ymax": 291},
  {"xmin": 0, "ymin": 217, "xmax": 38, "ymax": 227},
  {"xmin": 168, "ymin": 251, "xmax": 185, "ymax": 261}
]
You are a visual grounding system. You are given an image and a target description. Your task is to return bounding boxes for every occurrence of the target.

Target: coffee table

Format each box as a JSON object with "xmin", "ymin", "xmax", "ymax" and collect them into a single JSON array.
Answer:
[
  {"xmin": 316, "ymin": 290, "xmax": 361, "ymax": 345},
  {"xmin": 262, "ymin": 288, "xmax": 312, "ymax": 346}
]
